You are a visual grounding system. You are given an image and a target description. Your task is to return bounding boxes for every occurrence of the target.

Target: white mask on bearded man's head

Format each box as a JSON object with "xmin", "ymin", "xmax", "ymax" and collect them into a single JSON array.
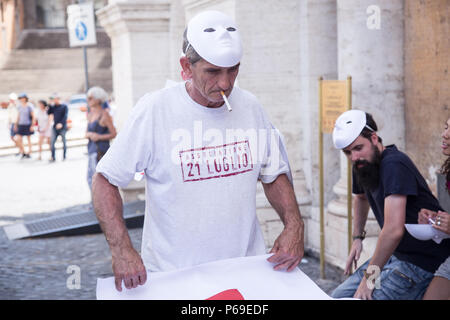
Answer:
[{"xmin": 186, "ymin": 11, "xmax": 243, "ymax": 68}]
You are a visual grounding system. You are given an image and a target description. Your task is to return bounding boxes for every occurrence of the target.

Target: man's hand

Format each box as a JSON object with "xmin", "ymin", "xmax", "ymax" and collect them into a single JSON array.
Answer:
[
  {"xmin": 354, "ymin": 277, "xmax": 374, "ymax": 300},
  {"xmin": 344, "ymin": 239, "xmax": 363, "ymax": 275},
  {"xmin": 267, "ymin": 225, "xmax": 304, "ymax": 272},
  {"xmin": 111, "ymin": 246, "xmax": 147, "ymax": 292},
  {"xmin": 55, "ymin": 123, "xmax": 63, "ymax": 130}
]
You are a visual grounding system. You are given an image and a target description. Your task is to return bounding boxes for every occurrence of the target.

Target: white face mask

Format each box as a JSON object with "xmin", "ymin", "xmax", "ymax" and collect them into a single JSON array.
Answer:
[{"xmin": 187, "ymin": 11, "xmax": 243, "ymax": 68}]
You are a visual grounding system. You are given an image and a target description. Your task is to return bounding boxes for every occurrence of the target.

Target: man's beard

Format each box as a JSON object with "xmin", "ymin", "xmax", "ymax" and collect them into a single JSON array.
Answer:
[{"xmin": 353, "ymin": 145, "xmax": 382, "ymax": 192}]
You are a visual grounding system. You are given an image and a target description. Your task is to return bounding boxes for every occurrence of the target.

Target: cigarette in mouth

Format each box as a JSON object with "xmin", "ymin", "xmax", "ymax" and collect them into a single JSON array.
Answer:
[
  {"xmin": 221, "ymin": 91, "xmax": 232, "ymax": 112},
  {"xmin": 428, "ymin": 218, "xmax": 436, "ymax": 225}
]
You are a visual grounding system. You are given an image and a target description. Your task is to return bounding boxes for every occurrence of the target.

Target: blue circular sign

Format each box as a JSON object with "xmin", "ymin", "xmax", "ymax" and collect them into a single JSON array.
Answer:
[{"xmin": 75, "ymin": 21, "xmax": 88, "ymax": 41}]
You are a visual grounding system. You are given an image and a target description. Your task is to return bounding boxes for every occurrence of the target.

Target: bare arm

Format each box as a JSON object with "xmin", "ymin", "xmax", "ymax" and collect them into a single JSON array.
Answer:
[
  {"xmin": 368, "ymin": 194, "xmax": 406, "ymax": 270},
  {"xmin": 354, "ymin": 194, "xmax": 406, "ymax": 299},
  {"xmin": 344, "ymin": 193, "xmax": 371, "ymax": 275},
  {"xmin": 353, "ymin": 193, "xmax": 370, "ymax": 237},
  {"xmin": 30, "ymin": 111, "xmax": 35, "ymax": 131},
  {"xmin": 262, "ymin": 174, "xmax": 304, "ymax": 271},
  {"xmin": 92, "ymin": 173, "xmax": 147, "ymax": 291}
]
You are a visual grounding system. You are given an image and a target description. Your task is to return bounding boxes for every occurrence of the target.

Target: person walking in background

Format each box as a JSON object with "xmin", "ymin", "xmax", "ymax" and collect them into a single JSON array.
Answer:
[
  {"xmin": 36, "ymin": 100, "xmax": 52, "ymax": 160},
  {"xmin": 85, "ymin": 87, "xmax": 116, "ymax": 195},
  {"xmin": 7, "ymin": 92, "xmax": 20, "ymax": 155},
  {"xmin": 47, "ymin": 93, "xmax": 68, "ymax": 162},
  {"xmin": 418, "ymin": 117, "xmax": 450, "ymax": 300},
  {"xmin": 14, "ymin": 93, "xmax": 35, "ymax": 159}
]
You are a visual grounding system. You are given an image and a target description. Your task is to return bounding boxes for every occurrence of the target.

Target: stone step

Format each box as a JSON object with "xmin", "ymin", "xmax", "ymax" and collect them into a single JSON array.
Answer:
[
  {"xmin": 0, "ymin": 48, "xmax": 112, "ymax": 100},
  {"xmin": 1, "ymin": 48, "xmax": 111, "ymax": 70},
  {"xmin": 0, "ymin": 69, "xmax": 112, "ymax": 99}
]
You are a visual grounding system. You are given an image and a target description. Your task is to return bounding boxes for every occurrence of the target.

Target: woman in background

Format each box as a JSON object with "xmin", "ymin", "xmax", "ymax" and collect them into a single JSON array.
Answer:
[
  {"xmin": 418, "ymin": 117, "xmax": 450, "ymax": 300},
  {"xmin": 36, "ymin": 100, "xmax": 52, "ymax": 160},
  {"xmin": 14, "ymin": 93, "xmax": 35, "ymax": 159},
  {"xmin": 85, "ymin": 87, "xmax": 117, "ymax": 194}
]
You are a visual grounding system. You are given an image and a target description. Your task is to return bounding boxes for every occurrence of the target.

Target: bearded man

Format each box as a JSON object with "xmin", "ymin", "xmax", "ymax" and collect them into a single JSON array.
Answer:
[{"xmin": 331, "ymin": 110, "xmax": 449, "ymax": 300}]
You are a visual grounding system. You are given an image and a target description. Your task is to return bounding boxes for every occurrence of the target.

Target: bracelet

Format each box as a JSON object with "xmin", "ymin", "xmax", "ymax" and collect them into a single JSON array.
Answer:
[{"xmin": 352, "ymin": 230, "xmax": 366, "ymax": 241}]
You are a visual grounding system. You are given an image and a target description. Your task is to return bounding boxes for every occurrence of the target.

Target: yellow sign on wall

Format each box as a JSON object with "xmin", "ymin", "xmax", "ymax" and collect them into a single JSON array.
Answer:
[
  {"xmin": 320, "ymin": 80, "xmax": 349, "ymax": 133},
  {"xmin": 318, "ymin": 76, "xmax": 352, "ymax": 279}
]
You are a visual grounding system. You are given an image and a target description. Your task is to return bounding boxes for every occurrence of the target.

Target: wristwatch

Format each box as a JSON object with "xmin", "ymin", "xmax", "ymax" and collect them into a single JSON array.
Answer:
[{"xmin": 352, "ymin": 230, "xmax": 366, "ymax": 241}]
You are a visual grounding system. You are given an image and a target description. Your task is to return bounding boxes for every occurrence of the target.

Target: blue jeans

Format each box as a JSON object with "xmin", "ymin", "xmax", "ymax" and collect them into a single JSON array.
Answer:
[
  {"xmin": 51, "ymin": 127, "xmax": 67, "ymax": 160},
  {"xmin": 331, "ymin": 256, "xmax": 434, "ymax": 300},
  {"xmin": 87, "ymin": 152, "xmax": 98, "ymax": 190}
]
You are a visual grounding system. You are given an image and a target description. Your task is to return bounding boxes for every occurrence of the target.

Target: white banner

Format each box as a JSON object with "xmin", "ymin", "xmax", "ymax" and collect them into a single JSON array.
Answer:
[{"xmin": 96, "ymin": 254, "xmax": 333, "ymax": 300}]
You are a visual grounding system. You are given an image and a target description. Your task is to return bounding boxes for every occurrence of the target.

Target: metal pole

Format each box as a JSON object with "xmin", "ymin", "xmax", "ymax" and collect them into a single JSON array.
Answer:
[
  {"xmin": 347, "ymin": 76, "xmax": 353, "ymax": 258},
  {"xmin": 319, "ymin": 76, "xmax": 325, "ymax": 279},
  {"xmin": 83, "ymin": 45, "xmax": 89, "ymax": 92},
  {"xmin": 78, "ymin": 0, "xmax": 89, "ymax": 92}
]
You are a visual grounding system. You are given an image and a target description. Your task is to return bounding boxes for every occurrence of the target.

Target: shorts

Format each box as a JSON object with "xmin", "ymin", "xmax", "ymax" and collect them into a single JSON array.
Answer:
[
  {"xmin": 435, "ymin": 256, "xmax": 450, "ymax": 280},
  {"xmin": 17, "ymin": 124, "xmax": 34, "ymax": 136}
]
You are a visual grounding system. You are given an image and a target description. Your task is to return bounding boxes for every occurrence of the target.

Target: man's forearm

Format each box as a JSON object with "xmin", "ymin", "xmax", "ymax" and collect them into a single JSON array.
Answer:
[
  {"xmin": 353, "ymin": 195, "xmax": 370, "ymax": 236},
  {"xmin": 262, "ymin": 174, "xmax": 304, "ymax": 230},
  {"xmin": 369, "ymin": 227, "xmax": 403, "ymax": 271},
  {"xmin": 92, "ymin": 173, "xmax": 133, "ymax": 252},
  {"xmin": 368, "ymin": 195, "xmax": 406, "ymax": 272}
]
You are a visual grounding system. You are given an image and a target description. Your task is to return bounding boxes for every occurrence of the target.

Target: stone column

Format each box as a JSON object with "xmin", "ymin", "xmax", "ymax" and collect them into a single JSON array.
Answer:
[
  {"xmin": 296, "ymin": 0, "xmax": 341, "ymax": 258},
  {"xmin": 235, "ymin": 0, "xmax": 313, "ymax": 250},
  {"xmin": 326, "ymin": 0, "xmax": 405, "ymax": 269},
  {"xmin": 97, "ymin": 0, "xmax": 171, "ymax": 200},
  {"xmin": 168, "ymin": 0, "xmax": 186, "ymax": 81},
  {"xmin": 97, "ymin": 0, "xmax": 171, "ymax": 131}
]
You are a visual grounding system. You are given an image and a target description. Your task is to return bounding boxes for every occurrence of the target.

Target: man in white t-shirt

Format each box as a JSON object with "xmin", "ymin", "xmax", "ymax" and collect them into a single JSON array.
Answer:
[{"xmin": 92, "ymin": 11, "xmax": 305, "ymax": 292}]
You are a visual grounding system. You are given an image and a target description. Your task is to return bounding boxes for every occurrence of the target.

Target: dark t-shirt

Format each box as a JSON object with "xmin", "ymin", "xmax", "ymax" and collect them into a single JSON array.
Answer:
[
  {"xmin": 47, "ymin": 104, "xmax": 68, "ymax": 129},
  {"xmin": 353, "ymin": 145, "xmax": 450, "ymax": 273}
]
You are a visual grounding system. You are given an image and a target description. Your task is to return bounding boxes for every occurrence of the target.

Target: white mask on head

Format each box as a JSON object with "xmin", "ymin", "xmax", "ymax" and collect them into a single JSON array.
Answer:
[{"xmin": 186, "ymin": 11, "xmax": 243, "ymax": 68}]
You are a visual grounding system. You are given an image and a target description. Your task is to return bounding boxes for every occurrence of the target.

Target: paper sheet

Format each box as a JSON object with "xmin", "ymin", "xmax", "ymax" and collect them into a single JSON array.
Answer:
[{"xmin": 96, "ymin": 254, "xmax": 333, "ymax": 300}]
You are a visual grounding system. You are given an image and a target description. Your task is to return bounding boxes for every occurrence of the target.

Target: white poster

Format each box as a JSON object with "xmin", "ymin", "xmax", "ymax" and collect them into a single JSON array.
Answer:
[{"xmin": 96, "ymin": 254, "xmax": 333, "ymax": 300}]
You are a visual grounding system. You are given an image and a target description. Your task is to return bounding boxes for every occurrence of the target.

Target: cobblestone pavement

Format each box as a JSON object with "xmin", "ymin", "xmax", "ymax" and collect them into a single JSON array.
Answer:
[
  {"xmin": 0, "ymin": 144, "xmax": 345, "ymax": 299},
  {"xmin": 0, "ymin": 215, "xmax": 345, "ymax": 300}
]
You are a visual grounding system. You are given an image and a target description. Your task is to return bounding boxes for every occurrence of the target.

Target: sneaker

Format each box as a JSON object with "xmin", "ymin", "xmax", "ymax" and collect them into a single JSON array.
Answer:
[{"xmin": 49, "ymin": 158, "xmax": 55, "ymax": 163}]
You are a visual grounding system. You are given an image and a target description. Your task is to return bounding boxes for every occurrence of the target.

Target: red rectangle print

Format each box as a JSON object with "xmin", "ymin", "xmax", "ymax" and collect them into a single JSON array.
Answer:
[{"xmin": 179, "ymin": 140, "xmax": 253, "ymax": 182}]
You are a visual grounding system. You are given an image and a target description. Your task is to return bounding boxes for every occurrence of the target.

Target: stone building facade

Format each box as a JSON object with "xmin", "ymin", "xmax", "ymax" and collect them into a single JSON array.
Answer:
[
  {"xmin": 1, "ymin": 0, "xmax": 448, "ymax": 270},
  {"xmin": 97, "ymin": 0, "xmax": 449, "ymax": 270}
]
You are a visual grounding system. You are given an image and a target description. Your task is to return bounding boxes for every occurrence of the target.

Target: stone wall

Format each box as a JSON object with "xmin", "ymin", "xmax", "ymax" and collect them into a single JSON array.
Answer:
[
  {"xmin": 404, "ymin": 0, "xmax": 450, "ymax": 190},
  {"xmin": 97, "ymin": 0, "xmax": 448, "ymax": 272}
]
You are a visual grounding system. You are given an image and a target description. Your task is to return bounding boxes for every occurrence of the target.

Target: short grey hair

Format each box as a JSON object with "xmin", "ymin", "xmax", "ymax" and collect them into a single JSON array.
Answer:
[
  {"xmin": 182, "ymin": 28, "xmax": 203, "ymax": 65},
  {"xmin": 87, "ymin": 86, "xmax": 108, "ymax": 103}
]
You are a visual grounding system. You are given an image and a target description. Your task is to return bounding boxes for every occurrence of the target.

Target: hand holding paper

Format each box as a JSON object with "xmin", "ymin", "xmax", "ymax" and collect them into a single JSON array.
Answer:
[
  {"xmin": 111, "ymin": 246, "xmax": 147, "ymax": 291},
  {"xmin": 267, "ymin": 226, "xmax": 304, "ymax": 272},
  {"xmin": 97, "ymin": 254, "xmax": 333, "ymax": 300}
]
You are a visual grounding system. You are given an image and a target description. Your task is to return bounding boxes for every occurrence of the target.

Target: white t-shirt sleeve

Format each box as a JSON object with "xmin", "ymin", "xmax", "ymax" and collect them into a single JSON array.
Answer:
[
  {"xmin": 258, "ymin": 112, "xmax": 292, "ymax": 184},
  {"xmin": 96, "ymin": 94, "xmax": 154, "ymax": 188}
]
